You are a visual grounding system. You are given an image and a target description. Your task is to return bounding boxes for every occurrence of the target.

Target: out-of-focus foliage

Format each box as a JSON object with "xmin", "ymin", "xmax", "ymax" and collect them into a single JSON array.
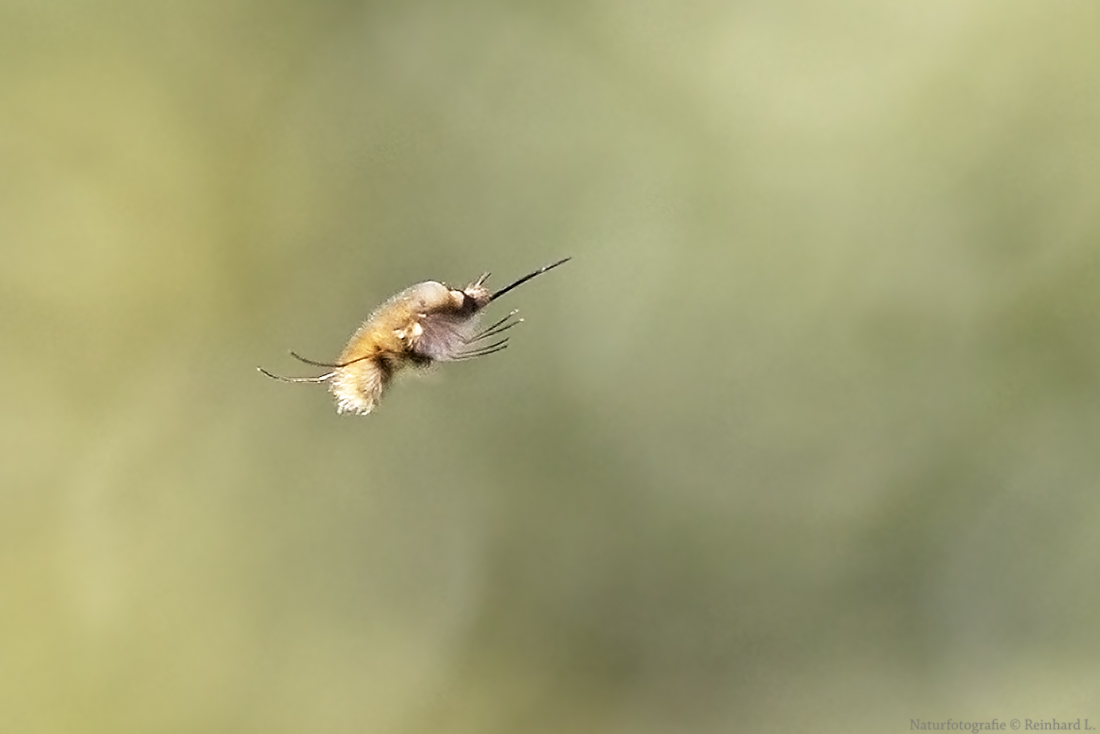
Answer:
[{"xmin": 3, "ymin": 1, "xmax": 1099, "ymax": 732}]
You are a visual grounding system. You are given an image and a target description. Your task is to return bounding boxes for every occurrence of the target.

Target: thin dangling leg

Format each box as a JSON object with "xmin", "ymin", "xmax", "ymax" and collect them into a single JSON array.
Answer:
[
  {"xmin": 257, "ymin": 366, "xmax": 334, "ymax": 382},
  {"xmin": 451, "ymin": 339, "xmax": 510, "ymax": 361},
  {"xmin": 290, "ymin": 351, "xmax": 375, "ymax": 369},
  {"xmin": 466, "ymin": 310, "xmax": 523, "ymax": 343}
]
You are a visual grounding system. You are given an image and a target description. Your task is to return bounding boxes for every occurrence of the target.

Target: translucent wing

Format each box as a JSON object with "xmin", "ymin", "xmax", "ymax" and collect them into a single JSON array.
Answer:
[{"xmin": 413, "ymin": 311, "xmax": 481, "ymax": 361}]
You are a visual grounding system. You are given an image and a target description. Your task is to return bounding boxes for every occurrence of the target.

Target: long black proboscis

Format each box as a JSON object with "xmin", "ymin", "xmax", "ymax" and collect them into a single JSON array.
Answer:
[{"xmin": 489, "ymin": 257, "xmax": 571, "ymax": 303}]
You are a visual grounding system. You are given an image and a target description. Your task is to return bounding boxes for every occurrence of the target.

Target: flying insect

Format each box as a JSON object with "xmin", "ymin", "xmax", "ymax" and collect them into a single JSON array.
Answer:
[{"xmin": 259, "ymin": 257, "xmax": 570, "ymax": 414}]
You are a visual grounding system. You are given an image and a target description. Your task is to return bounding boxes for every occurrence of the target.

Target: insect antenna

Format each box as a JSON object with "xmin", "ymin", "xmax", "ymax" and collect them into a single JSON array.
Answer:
[{"xmin": 489, "ymin": 257, "xmax": 571, "ymax": 302}]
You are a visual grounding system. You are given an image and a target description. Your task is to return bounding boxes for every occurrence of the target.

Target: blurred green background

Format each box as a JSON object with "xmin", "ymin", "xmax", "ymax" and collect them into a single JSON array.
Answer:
[{"xmin": 3, "ymin": 1, "xmax": 1100, "ymax": 731}]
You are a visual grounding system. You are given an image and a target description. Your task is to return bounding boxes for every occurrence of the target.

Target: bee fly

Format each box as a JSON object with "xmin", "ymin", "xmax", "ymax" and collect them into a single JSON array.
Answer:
[{"xmin": 259, "ymin": 257, "xmax": 570, "ymax": 414}]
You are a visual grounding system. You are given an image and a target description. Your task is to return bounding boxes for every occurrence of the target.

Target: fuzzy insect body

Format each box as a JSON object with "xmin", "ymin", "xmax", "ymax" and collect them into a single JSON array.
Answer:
[{"xmin": 259, "ymin": 257, "xmax": 570, "ymax": 414}]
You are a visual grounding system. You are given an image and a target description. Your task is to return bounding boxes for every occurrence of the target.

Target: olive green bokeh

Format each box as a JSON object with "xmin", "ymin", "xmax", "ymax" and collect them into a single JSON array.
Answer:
[{"xmin": 3, "ymin": 1, "xmax": 1100, "ymax": 732}]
